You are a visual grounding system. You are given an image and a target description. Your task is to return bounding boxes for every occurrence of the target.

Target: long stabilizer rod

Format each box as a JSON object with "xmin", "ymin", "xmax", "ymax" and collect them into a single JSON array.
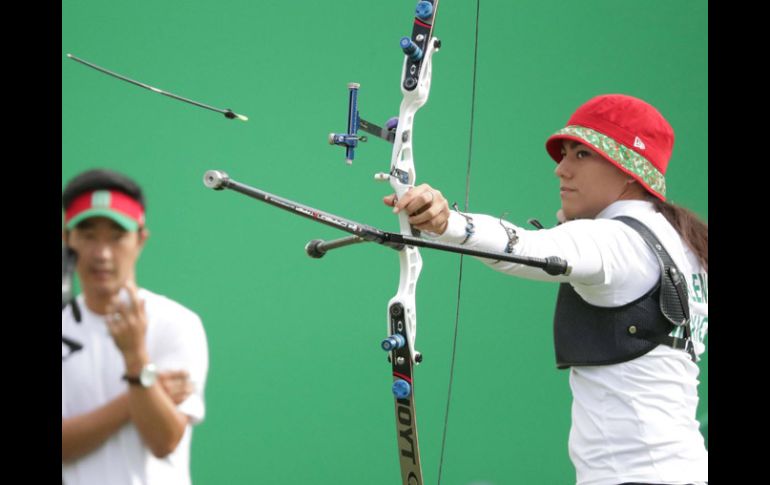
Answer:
[{"xmin": 203, "ymin": 170, "xmax": 571, "ymax": 276}]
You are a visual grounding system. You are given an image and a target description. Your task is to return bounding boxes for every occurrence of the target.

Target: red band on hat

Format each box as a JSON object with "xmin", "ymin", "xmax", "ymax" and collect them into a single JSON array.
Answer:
[{"xmin": 64, "ymin": 190, "xmax": 145, "ymax": 228}]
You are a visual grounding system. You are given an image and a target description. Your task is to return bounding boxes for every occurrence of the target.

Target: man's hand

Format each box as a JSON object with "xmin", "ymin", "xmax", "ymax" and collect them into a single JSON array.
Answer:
[
  {"xmin": 383, "ymin": 183, "xmax": 451, "ymax": 235},
  {"xmin": 158, "ymin": 370, "xmax": 193, "ymax": 405},
  {"xmin": 105, "ymin": 280, "xmax": 149, "ymax": 374}
]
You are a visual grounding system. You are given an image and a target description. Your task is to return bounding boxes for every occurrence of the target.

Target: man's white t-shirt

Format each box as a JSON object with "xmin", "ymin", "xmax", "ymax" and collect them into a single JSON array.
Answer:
[
  {"xmin": 62, "ymin": 288, "xmax": 209, "ymax": 485},
  {"xmin": 432, "ymin": 200, "xmax": 708, "ymax": 485}
]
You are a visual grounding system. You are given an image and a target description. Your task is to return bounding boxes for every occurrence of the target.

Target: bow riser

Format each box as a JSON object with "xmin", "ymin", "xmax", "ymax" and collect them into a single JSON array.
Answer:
[
  {"xmin": 388, "ymin": 37, "xmax": 440, "ymax": 366},
  {"xmin": 387, "ymin": 247, "xmax": 422, "ymax": 365}
]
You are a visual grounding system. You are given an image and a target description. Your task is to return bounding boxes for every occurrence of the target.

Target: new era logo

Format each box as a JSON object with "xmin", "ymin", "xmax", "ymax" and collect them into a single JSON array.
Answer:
[{"xmin": 633, "ymin": 136, "xmax": 646, "ymax": 150}]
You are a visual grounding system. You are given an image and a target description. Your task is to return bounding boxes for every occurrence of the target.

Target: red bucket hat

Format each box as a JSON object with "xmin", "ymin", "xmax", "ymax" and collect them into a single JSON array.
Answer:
[{"xmin": 545, "ymin": 94, "xmax": 674, "ymax": 201}]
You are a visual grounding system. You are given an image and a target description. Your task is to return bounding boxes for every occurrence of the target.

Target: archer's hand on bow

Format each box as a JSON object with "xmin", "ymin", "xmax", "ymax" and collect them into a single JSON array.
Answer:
[{"xmin": 383, "ymin": 183, "xmax": 451, "ymax": 235}]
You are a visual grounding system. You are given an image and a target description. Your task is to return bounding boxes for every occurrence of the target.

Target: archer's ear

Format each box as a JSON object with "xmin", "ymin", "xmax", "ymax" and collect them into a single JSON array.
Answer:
[{"xmin": 137, "ymin": 227, "xmax": 150, "ymax": 248}]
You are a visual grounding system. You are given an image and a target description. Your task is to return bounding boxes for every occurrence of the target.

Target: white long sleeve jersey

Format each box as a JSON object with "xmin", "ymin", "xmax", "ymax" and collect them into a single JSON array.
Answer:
[{"xmin": 431, "ymin": 199, "xmax": 708, "ymax": 485}]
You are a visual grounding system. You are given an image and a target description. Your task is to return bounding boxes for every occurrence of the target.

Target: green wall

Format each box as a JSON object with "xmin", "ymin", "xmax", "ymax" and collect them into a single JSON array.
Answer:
[{"xmin": 62, "ymin": 1, "xmax": 707, "ymax": 483}]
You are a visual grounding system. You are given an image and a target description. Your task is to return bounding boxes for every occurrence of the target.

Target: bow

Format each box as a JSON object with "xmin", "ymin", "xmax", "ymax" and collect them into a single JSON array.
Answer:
[
  {"xmin": 378, "ymin": 3, "xmax": 441, "ymax": 483},
  {"xmin": 204, "ymin": 2, "xmax": 567, "ymax": 483},
  {"xmin": 326, "ymin": 3, "xmax": 440, "ymax": 481},
  {"xmin": 329, "ymin": 3, "xmax": 445, "ymax": 482}
]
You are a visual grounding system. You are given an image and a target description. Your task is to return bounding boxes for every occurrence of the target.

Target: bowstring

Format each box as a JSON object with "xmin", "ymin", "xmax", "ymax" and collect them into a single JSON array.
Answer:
[{"xmin": 436, "ymin": 0, "xmax": 481, "ymax": 483}]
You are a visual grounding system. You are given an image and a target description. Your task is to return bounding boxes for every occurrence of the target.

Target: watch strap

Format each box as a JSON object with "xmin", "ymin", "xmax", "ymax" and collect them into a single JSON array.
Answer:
[{"xmin": 123, "ymin": 374, "xmax": 142, "ymax": 385}]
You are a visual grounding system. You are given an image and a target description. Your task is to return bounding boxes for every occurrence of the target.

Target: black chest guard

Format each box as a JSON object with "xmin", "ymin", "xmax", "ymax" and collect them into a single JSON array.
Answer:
[{"xmin": 553, "ymin": 216, "xmax": 695, "ymax": 369}]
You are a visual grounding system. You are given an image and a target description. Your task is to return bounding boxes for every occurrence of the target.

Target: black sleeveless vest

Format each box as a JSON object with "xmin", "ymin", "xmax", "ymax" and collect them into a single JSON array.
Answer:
[{"xmin": 553, "ymin": 217, "xmax": 695, "ymax": 369}]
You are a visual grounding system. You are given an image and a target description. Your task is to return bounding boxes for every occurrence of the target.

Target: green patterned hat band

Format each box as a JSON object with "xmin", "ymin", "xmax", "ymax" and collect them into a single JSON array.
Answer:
[{"xmin": 552, "ymin": 125, "xmax": 666, "ymax": 199}]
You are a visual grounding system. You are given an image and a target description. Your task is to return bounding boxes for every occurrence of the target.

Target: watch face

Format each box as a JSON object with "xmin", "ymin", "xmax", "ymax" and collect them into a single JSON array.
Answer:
[{"xmin": 140, "ymin": 363, "xmax": 158, "ymax": 387}]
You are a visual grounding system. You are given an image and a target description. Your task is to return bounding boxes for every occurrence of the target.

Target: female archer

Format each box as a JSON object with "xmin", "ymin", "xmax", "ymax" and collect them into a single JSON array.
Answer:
[{"xmin": 386, "ymin": 94, "xmax": 708, "ymax": 485}]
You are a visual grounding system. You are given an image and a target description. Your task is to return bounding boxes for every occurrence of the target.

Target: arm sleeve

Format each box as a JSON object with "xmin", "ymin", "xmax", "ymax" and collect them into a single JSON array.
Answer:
[{"xmin": 428, "ymin": 210, "xmax": 659, "ymax": 293}]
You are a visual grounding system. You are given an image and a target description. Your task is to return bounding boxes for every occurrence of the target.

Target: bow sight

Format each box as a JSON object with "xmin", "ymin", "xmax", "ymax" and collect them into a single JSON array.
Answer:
[{"xmin": 328, "ymin": 0, "xmax": 442, "ymax": 166}]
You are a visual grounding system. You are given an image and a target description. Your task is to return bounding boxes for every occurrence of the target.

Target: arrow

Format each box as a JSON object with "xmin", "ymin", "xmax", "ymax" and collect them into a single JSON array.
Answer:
[{"xmin": 66, "ymin": 53, "xmax": 248, "ymax": 121}]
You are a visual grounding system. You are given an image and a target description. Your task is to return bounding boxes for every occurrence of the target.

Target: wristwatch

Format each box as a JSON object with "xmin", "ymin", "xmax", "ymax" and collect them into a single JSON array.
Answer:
[{"xmin": 123, "ymin": 363, "xmax": 158, "ymax": 388}]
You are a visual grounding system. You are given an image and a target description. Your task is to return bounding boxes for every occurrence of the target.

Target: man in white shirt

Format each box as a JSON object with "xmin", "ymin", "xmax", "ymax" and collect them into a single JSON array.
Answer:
[{"xmin": 62, "ymin": 168, "xmax": 209, "ymax": 485}]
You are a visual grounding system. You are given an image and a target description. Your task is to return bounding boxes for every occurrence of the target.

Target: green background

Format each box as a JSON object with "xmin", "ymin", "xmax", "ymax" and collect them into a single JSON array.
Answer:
[{"xmin": 62, "ymin": 1, "xmax": 708, "ymax": 483}]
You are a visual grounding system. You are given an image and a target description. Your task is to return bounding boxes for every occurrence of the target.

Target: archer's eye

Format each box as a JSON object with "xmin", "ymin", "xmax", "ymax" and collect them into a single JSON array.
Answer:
[{"xmin": 576, "ymin": 149, "xmax": 594, "ymax": 159}]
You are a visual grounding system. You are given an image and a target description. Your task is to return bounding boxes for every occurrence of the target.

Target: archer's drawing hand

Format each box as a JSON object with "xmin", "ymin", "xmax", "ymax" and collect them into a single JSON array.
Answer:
[{"xmin": 384, "ymin": 183, "xmax": 451, "ymax": 235}]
